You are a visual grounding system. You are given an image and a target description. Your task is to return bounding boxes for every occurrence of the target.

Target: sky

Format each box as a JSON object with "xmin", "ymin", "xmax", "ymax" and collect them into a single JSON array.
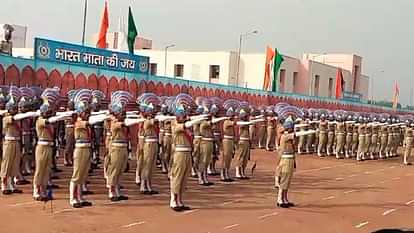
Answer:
[{"xmin": 0, "ymin": 0, "xmax": 413, "ymax": 104}]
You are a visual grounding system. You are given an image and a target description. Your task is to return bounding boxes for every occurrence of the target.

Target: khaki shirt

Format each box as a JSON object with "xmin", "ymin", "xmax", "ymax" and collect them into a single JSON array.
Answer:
[
  {"xmin": 3, "ymin": 114, "xmax": 20, "ymax": 138},
  {"xmin": 36, "ymin": 117, "xmax": 54, "ymax": 141},
  {"xmin": 172, "ymin": 121, "xmax": 191, "ymax": 147},
  {"xmin": 74, "ymin": 118, "xmax": 90, "ymax": 141},
  {"xmin": 280, "ymin": 132, "xmax": 295, "ymax": 155}
]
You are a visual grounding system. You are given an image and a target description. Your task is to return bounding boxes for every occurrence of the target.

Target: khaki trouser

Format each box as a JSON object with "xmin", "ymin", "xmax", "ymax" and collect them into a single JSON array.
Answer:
[
  {"xmin": 222, "ymin": 138, "xmax": 234, "ymax": 170},
  {"xmin": 33, "ymin": 145, "xmax": 53, "ymax": 187},
  {"xmin": 106, "ymin": 145, "xmax": 128, "ymax": 186},
  {"xmin": 237, "ymin": 140, "xmax": 250, "ymax": 169},
  {"xmin": 364, "ymin": 134, "xmax": 371, "ymax": 154},
  {"xmin": 327, "ymin": 132, "xmax": 334, "ymax": 154},
  {"xmin": 257, "ymin": 126, "xmax": 266, "ymax": 148},
  {"xmin": 404, "ymin": 137, "xmax": 413, "ymax": 163},
  {"xmin": 0, "ymin": 140, "xmax": 21, "ymax": 178},
  {"xmin": 71, "ymin": 146, "xmax": 91, "ymax": 184},
  {"xmin": 335, "ymin": 134, "xmax": 345, "ymax": 156},
  {"xmin": 266, "ymin": 127, "xmax": 275, "ymax": 149},
  {"xmin": 345, "ymin": 133, "xmax": 353, "ymax": 155},
  {"xmin": 357, "ymin": 135, "xmax": 366, "ymax": 160},
  {"xmin": 306, "ymin": 133, "xmax": 315, "ymax": 152},
  {"xmin": 163, "ymin": 135, "xmax": 173, "ymax": 169},
  {"xmin": 298, "ymin": 135, "xmax": 306, "ymax": 153},
  {"xmin": 135, "ymin": 138, "xmax": 144, "ymax": 179},
  {"xmin": 199, "ymin": 140, "xmax": 213, "ymax": 172},
  {"xmin": 351, "ymin": 133, "xmax": 359, "ymax": 155},
  {"xmin": 380, "ymin": 134, "xmax": 388, "ymax": 156},
  {"xmin": 170, "ymin": 151, "xmax": 191, "ymax": 194},
  {"xmin": 276, "ymin": 158, "xmax": 294, "ymax": 190},
  {"xmin": 192, "ymin": 138, "xmax": 201, "ymax": 171},
  {"xmin": 141, "ymin": 142, "xmax": 158, "ymax": 181},
  {"xmin": 371, "ymin": 134, "xmax": 378, "ymax": 154},
  {"xmin": 318, "ymin": 132, "xmax": 327, "ymax": 154}
]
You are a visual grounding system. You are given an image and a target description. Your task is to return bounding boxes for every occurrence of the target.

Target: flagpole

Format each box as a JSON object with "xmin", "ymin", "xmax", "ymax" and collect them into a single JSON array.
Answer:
[
  {"xmin": 236, "ymin": 30, "xmax": 258, "ymax": 87},
  {"xmin": 81, "ymin": 0, "xmax": 88, "ymax": 45}
]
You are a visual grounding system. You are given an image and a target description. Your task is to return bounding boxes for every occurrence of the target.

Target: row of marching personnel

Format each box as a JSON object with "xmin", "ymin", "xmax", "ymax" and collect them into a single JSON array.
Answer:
[{"xmin": 0, "ymin": 85, "xmax": 412, "ymax": 211}]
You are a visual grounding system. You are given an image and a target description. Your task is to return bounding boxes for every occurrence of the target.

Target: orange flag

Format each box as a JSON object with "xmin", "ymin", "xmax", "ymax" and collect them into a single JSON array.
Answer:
[
  {"xmin": 335, "ymin": 68, "xmax": 344, "ymax": 99},
  {"xmin": 263, "ymin": 46, "xmax": 275, "ymax": 91},
  {"xmin": 392, "ymin": 81, "xmax": 400, "ymax": 111},
  {"xmin": 96, "ymin": 1, "xmax": 109, "ymax": 49}
]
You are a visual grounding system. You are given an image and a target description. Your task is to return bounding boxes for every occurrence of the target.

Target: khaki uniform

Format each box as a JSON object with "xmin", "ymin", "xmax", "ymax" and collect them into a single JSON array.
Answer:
[
  {"xmin": 305, "ymin": 123, "xmax": 316, "ymax": 153},
  {"xmin": 379, "ymin": 125, "xmax": 388, "ymax": 158},
  {"xmin": 170, "ymin": 121, "xmax": 191, "ymax": 195},
  {"xmin": 236, "ymin": 123, "xmax": 250, "ymax": 174},
  {"xmin": 317, "ymin": 121, "xmax": 328, "ymax": 156},
  {"xmin": 33, "ymin": 117, "xmax": 54, "ymax": 197},
  {"xmin": 345, "ymin": 123, "xmax": 353, "ymax": 158},
  {"xmin": 21, "ymin": 118, "xmax": 34, "ymax": 172},
  {"xmin": 71, "ymin": 119, "xmax": 91, "ymax": 185},
  {"xmin": 364, "ymin": 125, "xmax": 372, "ymax": 155},
  {"xmin": 387, "ymin": 127, "xmax": 394, "ymax": 157},
  {"xmin": 276, "ymin": 132, "xmax": 295, "ymax": 190},
  {"xmin": 199, "ymin": 120, "xmax": 214, "ymax": 175},
  {"xmin": 135, "ymin": 122, "xmax": 144, "ymax": 183},
  {"xmin": 141, "ymin": 118, "xmax": 158, "ymax": 191},
  {"xmin": 326, "ymin": 123, "xmax": 335, "ymax": 156},
  {"xmin": 106, "ymin": 119, "xmax": 129, "ymax": 188},
  {"xmin": 357, "ymin": 124, "xmax": 366, "ymax": 160},
  {"xmin": 162, "ymin": 120, "xmax": 173, "ymax": 173},
  {"xmin": 257, "ymin": 121, "xmax": 267, "ymax": 149},
  {"xmin": 391, "ymin": 127, "xmax": 400, "ymax": 156},
  {"xmin": 404, "ymin": 127, "xmax": 413, "ymax": 164},
  {"xmin": 266, "ymin": 118, "xmax": 277, "ymax": 150},
  {"xmin": 297, "ymin": 124, "xmax": 307, "ymax": 154},
  {"xmin": 0, "ymin": 114, "xmax": 21, "ymax": 191},
  {"xmin": 351, "ymin": 125, "xmax": 359, "ymax": 157},
  {"xmin": 192, "ymin": 123, "xmax": 201, "ymax": 173},
  {"xmin": 64, "ymin": 116, "xmax": 76, "ymax": 165},
  {"xmin": 335, "ymin": 121, "xmax": 346, "ymax": 158},
  {"xmin": 222, "ymin": 119, "xmax": 235, "ymax": 174},
  {"xmin": 371, "ymin": 126, "xmax": 379, "ymax": 158}
]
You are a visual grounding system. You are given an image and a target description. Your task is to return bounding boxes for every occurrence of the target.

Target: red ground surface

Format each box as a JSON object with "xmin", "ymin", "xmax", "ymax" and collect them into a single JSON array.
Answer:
[{"xmin": 1, "ymin": 150, "xmax": 413, "ymax": 233}]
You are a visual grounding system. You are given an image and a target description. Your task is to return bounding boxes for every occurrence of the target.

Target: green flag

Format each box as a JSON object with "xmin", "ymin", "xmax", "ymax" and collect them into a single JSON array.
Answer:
[
  {"xmin": 272, "ymin": 49, "xmax": 284, "ymax": 92},
  {"xmin": 127, "ymin": 7, "xmax": 138, "ymax": 54}
]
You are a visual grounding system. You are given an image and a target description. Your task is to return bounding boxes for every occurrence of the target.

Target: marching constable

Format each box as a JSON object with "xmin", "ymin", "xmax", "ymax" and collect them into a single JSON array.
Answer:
[
  {"xmin": 198, "ymin": 106, "xmax": 215, "ymax": 186},
  {"xmin": 317, "ymin": 114, "xmax": 328, "ymax": 157},
  {"xmin": 379, "ymin": 119, "xmax": 388, "ymax": 159},
  {"xmin": 345, "ymin": 117, "xmax": 354, "ymax": 158},
  {"xmin": 64, "ymin": 100, "xmax": 76, "ymax": 166},
  {"xmin": 16, "ymin": 97, "xmax": 32, "ymax": 184},
  {"xmin": 170, "ymin": 103, "xmax": 206, "ymax": 211},
  {"xmin": 403, "ymin": 122, "xmax": 413, "ymax": 165},
  {"xmin": 364, "ymin": 121, "xmax": 372, "ymax": 159},
  {"xmin": 371, "ymin": 123, "xmax": 379, "ymax": 159},
  {"xmin": 276, "ymin": 117, "xmax": 296, "ymax": 208},
  {"xmin": 357, "ymin": 117, "xmax": 366, "ymax": 161},
  {"xmin": 235, "ymin": 109, "xmax": 264, "ymax": 179},
  {"xmin": 106, "ymin": 100, "xmax": 129, "ymax": 202},
  {"xmin": 351, "ymin": 119, "xmax": 359, "ymax": 158},
  {"xmin": 266, "ymin": 108, "xmax": 277, "ymax": 151},
  {"xmin": 191, "ymin": 105, "xmax": 204, "ymax": 177},
  {"xmin": 69, "ymin": 90, "xmax": 93, "ymax": 208},
  {"xmin": 335, "ymin": 115, "xmax": 346, "ymax": 159},
  {"xmin": 160, "ymin": 104, "xmax": 173, "ymax": 174},
  {"xmin": 386, "ymin": 123, "xmax": 394, "ymax": 157},
  {"xmin": 257, "ymin": 108, "xmax": 267, "ymax": 149},
  {"xmin": 0, "ymin": 92, "xmax": 23, "ymax": 195},
  {"xmin": 326, "ymin": 115, "xmax": 335, "ymax": 156},
  {"xmin": 33, "ymin": 93, "xmax": 69, "ymax": 201},
  {"xmin": 297, "ymin": 119, "xmax": 307, "ymax": 154},
  {"xmin": 249, "ymin": 107, "xmax": 258, "ymax": 149},
  {"xmin": 209, "ymin": 104, "xmax": 221, "ymax": 175},
  {"xmin": 221, "ymin": 107, "xmax": 236, "ymax": 182}
]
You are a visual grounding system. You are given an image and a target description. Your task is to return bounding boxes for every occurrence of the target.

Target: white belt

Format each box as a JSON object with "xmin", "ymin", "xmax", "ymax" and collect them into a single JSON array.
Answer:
[
  {"xmin": 281, "ymin": 154, "xmax": 295, "ymax": 159},
  {"xmin": 214, "ymin": 133, "xmax": 220, "ymax": 136},
  {"xmin": 75, "ymin": 143, "xmax": 91, "ymax": 148},
  {"xmin": 336, "ymin": 133, "xmax": 345, "ymax": 135},
  {"xmin": 175, "ymin": 147, "xmax": 191, "ymax": 152},
  {"xmin": 4, "ymin": 136, "xmax": 19, "ymax": 141},
  {"xmin": 145, "ymin": 139, "xmax": 158, "ymax": 143},
  {"xmin": 194, "ymin": 136, "xmax": 202, "ymax": 139},
  {"xmin": 202, "ymin": 138, "xmax": 214, "ymax": 141},
  {"xmin": 359, "ymin": 134, "xmax": 366, "ymax": 137},
  {"xmin": 38, "ymin": 141, "xmax": 54, "ymax": 146},
  {"xmin": 223, "ymin": 135, "xmax": 234, "ymax": 139},
  {"xmin": 66, "ymin": 124, "xmax": 74, "ymax": 128},
  {"xmin": 106, "ymin": 133, "xmax": 111, "ymax": 136},
  {"xmin": 372, "ymin": 134, "xmax": 378, "ymax": 137},
  {"xmin": 160, "ymin": 129, "xmax": 165, "ymax": 132},
  {"xmin": 164, "ymin": 133, "xmax": 172, "ymax": 136},
  {"xmin": 240, "ymin": 137, "xmax": 250, "ymax": 141},
  {"xmin": 139, "ymin": 136, "xmax": 145, "ymax": 139},
  {"xmin": 111, "ymin": 143, "xmax": 128, "ymax": 147}
]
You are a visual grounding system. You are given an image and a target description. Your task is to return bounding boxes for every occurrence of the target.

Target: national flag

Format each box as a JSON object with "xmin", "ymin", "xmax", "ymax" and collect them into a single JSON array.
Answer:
[
  {"xmin": 271, "ymin": 49, "xmax": 284, "ymax": 92},
  {"xmin": 127, "ymin": 7, "xmax": 138, "ymax": 54},
  {"xmin": 392, "ymin": 81, "xmax": 400, "ymax": 110},
  {"xmin": 335, "ymin": 68, "xmax": 344, "ymax": 99},
  {"xmin": 96, "ymin": 1, "xmax": 109, "ymax": 49},
  {"xmin": 263, "ymin": 46, "xmax": 275, "ymax": 91}
]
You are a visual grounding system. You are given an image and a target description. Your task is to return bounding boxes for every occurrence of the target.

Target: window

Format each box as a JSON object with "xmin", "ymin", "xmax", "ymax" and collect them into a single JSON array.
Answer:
[
  {"xmin": 314, "ymin": 75, "xmax": 320, "ymax": 96},
  {"xmin": 149, "ymin": 63, "xmax": 157, "ymax": 75},
  {"xmin": 293, "ymin": 72, "xmax": 298, "ymax": 93},
  {"xmin": 174, "ymin": 64, "xmax": 184, "ymax": 77},
  {"xmin": 209, "ymin": 65, "xmax": 220, "ymax": 81},
  {"xmin": 279, "ymin": 69, "xmax": 286, "ymax": 92},
  {"xmin": 328, "ymin": 78, "xmax": 333, "ymax": 97}
]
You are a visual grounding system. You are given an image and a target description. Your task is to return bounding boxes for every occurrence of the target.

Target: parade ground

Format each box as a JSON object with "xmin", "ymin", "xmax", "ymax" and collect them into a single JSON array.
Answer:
[{"xmin": 1, "ymin": 150, "xmax": 413, "ymax": 233}]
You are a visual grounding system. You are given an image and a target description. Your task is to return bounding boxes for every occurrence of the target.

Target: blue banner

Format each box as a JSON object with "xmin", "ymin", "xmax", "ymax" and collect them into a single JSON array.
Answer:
[{"xmin": 34, "ymin": 38, "xmax": 149, "ymax": 75}]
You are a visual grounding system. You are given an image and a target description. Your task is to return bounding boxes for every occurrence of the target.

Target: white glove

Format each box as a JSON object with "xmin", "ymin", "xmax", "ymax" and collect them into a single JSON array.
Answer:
[
  {"xmin": 155, "ymin": 115, "xmax": 176, "ymax": 122},
  {"xmin": 190, "ymin": 114, "xmax": 209, "ymax": 120},
  {"xmin": 91, "ymin": 110, "xmax": 109, "ymax": 116},
  {"xmin": 185, "ymin": 117, "xmax": 207, "ymax": 128},
  {"xmin": 13, "ymin": 111, "xmax": 40, "ymax": 120},
  {"xmin": 251, "ymin": 118, "xmax": 265, "ymax": 123},
  {"xmin": 89, "ymin": 114, "xmax": 110, "ymax": 125},
  {"xmin": 56, "ymin": 110, "xmax": 75, "ymax": 116},
  {"xmin": 236, "ymin": 121, "xmax": 253, "ymax": 126},
  {"xmin": 212, "ymin": 117, "xmax": 229, "ymax": 124},
  {"xmin": 124, "ymin": 118, "xmax": 145, "ymax": 126},
  {"xmin": 48, "ymin": 114, "xmax": 70, "ymax": 123}
]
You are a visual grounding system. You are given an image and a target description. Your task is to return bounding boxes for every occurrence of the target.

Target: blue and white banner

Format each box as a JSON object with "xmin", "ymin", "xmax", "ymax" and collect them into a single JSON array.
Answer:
[{"xmin": 34, "ymin": 38, "xmax": 149, "ymax": 74}]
